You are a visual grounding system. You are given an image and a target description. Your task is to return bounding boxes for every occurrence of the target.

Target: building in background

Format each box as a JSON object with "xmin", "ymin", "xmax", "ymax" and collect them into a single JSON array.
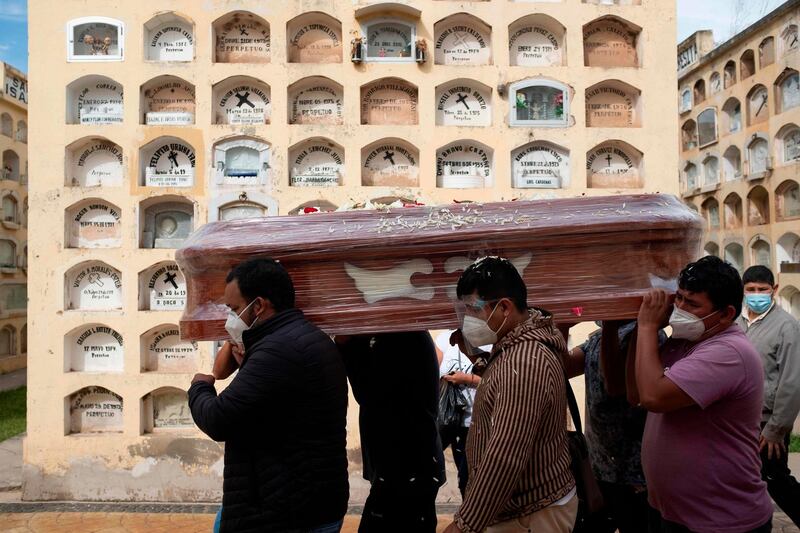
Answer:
[
  {"xmin": 26, "ymin": 0, "xmax": 677, "ymax": 501},
  {"xmin": 0, "ymin": 61, "xmax": 27, "ymax": 375},
  {"xmin": 678, "ymin": 0, "xmax": 800, "ymax": 319}
]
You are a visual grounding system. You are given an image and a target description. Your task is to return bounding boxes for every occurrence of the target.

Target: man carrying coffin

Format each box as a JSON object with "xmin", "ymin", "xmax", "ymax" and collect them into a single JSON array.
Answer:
[
  {"xmin": 189, "ymin": 258, "xmax": 349, "ymax": 533},
  {"xmin": 444, "ymin": 256, "xmax": 577, "ymax": 533}
]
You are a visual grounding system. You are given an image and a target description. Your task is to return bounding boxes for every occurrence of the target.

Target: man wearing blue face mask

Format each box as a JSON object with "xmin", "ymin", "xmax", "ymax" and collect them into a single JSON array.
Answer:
[
  {"xmin": 737, "ymin": 265, "xmax": 800, "ymax": 527},
  {"xmin": 632, "ymin": 256, "xmax": 772, "ymax": 533},
  {"xmin": 188, "ymin": 257, "xmax": 349, "ymax": 533}
]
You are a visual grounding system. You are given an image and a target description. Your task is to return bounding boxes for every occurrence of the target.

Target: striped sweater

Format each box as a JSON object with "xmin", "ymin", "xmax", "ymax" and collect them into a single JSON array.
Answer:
[{"xmin": 455, "ymin": 310, "xmax": 575, "ymax": 533}]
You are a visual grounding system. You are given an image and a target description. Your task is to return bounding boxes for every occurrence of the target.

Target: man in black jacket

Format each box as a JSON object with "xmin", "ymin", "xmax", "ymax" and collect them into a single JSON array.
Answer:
[
  {"xmin": 336, "ymin": 331, "xmax": 445, "ymax": 533},
  {"xmin": 189, "ymin": 258, "xmax": 349, "ymax": 533}
]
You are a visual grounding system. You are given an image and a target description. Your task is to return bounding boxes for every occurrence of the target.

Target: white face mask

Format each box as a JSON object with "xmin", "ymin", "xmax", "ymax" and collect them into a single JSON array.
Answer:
[
  {"xmin": 224, "ymin": 299, "xmax": 257, "ymax": 345},
  {"xmin": 669, "ymin": 306, "xmax": 720, "ymax": 341},
  {"xmin": 462, "ymin": 302, "xmax": 506, "ymax": 347}
]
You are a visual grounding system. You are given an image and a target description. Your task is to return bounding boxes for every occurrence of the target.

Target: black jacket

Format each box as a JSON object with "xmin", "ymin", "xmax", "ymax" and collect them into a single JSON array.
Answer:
[
  {"xmin": 339, "ymin": 331, "xmax": 445, "ymax": 486},
  {"xmin": 189, "ymin": 308, "xmax": 349, "ymax": 533}
]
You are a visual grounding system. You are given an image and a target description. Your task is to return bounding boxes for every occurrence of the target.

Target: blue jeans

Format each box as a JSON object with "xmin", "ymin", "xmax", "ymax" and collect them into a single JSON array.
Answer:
[
  {"xmin": 310, "ymin": 520, "xmax": 344, "ymax": 533},
  {"xmin": 213, "ymin": 508, "xmax": 221, "ymax": 533}
]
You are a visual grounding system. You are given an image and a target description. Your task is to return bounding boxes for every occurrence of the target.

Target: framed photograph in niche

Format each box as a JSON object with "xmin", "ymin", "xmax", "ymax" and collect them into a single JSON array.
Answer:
[{"xmin": 509, "ymin": 79, "xmax": 570, "ymax": 128}]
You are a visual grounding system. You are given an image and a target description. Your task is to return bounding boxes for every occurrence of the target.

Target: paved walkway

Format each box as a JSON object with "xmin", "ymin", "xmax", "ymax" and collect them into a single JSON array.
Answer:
[
  {"xmin": 0, "ymin": 434, "xmax": 22, "ymax": 491},
  {"xmin": 0, "ymin": 368, "xmax": 25, "ymax": 392}
]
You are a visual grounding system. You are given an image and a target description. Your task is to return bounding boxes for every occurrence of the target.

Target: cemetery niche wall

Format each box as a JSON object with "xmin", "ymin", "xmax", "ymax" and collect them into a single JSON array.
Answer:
[
  {"xmin": 436, "ymin": 140, "xmax": 493, "ymax": 188},
  {"xmin": 142, "ymin": 387, "xmax": 193, "ymax": 432},
  {"xmin": 508, "ymin": 14, "xmax": 566, "ymax": 67},
  {"xmin": 141, "ymin": 325, "xmax": 197, "ymax": 373},
  {"xmin": 144, "ymin": 12, "xmax": 194, "ymax": 62},
  {"xmin": 66, "ymin": 199, "xmax": 122, "ymax": 249},
  {"xmin": 140, "ymin": 137, "xmax": 196, "ymax": 187},
  {"xmin": 140, "ymin": 76, "xmax": 196, "ymax": 125},
  {"xmin": 213, "ymin": 76, "xmax": 271, "ymax": 125},
  {"xmin": 66, "ymin": 75, "xmax": 123, "ymax": 125},
  {"xmin": 287, "ymin": 12, "xmax": 342, "ymax": 63},
  {"xmin": 290, "ymin": 138, "xmax": 344, "ymax": 187},
  {"xmin": 362, "ymin": 139, "xmax": 420, "ymax": 187},
  {"xmin": 586, "ymin": 140, "xmax": 644, "ymax": 189},
  {"xmin": 65, "ymin": 261, "xmax": 122, "ymax": 311},
  {"xmin": 213, "ymin": 11, "xmax": 270, "ymax": 63},
  {"xmin": 436, "ymin": 80, "xmax": 492, "ymax": 127},
  {"xmin": 66, "ymin": 324, "xmax": 124, "ymax": 373},
  {"xmin": 511, "ymin": 141, "xmax": 571, "ymax": 189},
  {"xmin": 434, "ymin": 14, "xmax": 492, "ymax": 66},
  {"xmin": 361, "ymin": 78, "xmax": 418, "ymax": 125},
  {"xmin": 139, "ymin": 262, "xmax": 186, "ymax": 311},
  {"xmin": 583, "ymin": 16, "xmax": 641, "ymax": 68},
  {"xmin": 585, "ymin": 80, "xmax": 642, "ymax": 128},
  {"xmin": 212, "ymin": 137, "xmax": 271, "ymax": 188},
  {"xmin": 66, "ymin": 137, "xmax": 124, "ymax": 187},
  {"xmin": 68, "ymin": 387, "xmax": 123, "ymax": 434},
  {"xmin": 140, "ymin": 197, "xmax": 194, "ymax": 249},
  {"xmin": 288, "ymin": 77, "xmax": 343, "ymax": 125}
]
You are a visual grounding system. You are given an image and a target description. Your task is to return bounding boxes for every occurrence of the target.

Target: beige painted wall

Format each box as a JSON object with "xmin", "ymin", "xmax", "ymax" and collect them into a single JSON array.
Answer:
[{"xmin": 27, "ymin": 0, "xmax": 677, "ymax": 501}]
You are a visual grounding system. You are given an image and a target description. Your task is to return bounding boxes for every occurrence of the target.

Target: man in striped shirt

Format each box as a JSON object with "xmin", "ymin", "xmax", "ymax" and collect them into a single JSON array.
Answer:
[{"xmin": 443, "ymin": 257, "xmax": 577, "ymax": 533}]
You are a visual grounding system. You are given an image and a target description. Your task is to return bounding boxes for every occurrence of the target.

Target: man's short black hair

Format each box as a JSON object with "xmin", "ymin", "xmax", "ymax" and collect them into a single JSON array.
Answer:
[
  {"xmin": 742, "ymin": 265, "xmax": 775, "ymax": 287},
  {"xmin": 678, "ymin": 256, "xmax": 743, "ymax": 318},
  {"xmin": 226, "ymin": 257, "xmax": 295, "ymax": 311},
  {"xmin": 456, "ymin": 256, "xmax": 528, "ymax": 311}
]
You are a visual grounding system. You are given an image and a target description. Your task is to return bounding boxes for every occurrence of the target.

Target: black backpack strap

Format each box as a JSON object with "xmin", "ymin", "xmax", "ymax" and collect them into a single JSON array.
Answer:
[{"xmin": 565, "ymin": 377, "xmax": 583, "ymax": 434}]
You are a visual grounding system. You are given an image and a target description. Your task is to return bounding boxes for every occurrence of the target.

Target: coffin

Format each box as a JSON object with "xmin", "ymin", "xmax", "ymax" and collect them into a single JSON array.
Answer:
[{"xmin": 176, "ymin": 194, "xmax": 703, "ymax": 340}]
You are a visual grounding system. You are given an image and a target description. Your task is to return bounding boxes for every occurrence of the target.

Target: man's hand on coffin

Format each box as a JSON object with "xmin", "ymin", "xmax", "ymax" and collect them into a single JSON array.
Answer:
[
  {"xmin": 192, "ymin": 373, "xmax": 215, "ymax": 386},
  {"xmin": 637, "ymin": 289, "xmax": 674, "ymax": 330},
  {"xmin": 442, "ymin": 522, "xmax": 462, "ymax": 533}
]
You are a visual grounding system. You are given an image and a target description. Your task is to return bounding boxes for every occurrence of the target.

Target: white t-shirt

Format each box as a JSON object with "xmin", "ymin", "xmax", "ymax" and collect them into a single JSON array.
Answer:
[{"xmin": 435, "ymin": 330, "xmax": 492, "ymax": 427}]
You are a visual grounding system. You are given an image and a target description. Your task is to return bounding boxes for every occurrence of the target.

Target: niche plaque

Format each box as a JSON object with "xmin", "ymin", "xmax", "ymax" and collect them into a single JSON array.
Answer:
[
  {"xmin": 216, "ymin": 81, "xmax": 271, "ymax": 125},
  {"xmin": 144, "ymin": 140, "xmax": 196, "ymax": 187},
  {"xmin": 70, "ymin": 325, "xmax": 124, "ymax": 372},
  {"xmin": 152, "ymin": 390, "xmax": 193, "ymax": 428},
  {"xmin": 587, "ymin": 143, "xmax": 642, "ymax": 188},
  {"xmin": 512, "ymin": 143, "xmax": 570, "ymax": 189},
  {"xmin": 436, "ymin": 83, "xmax": 491, "ymax": 126},
  {"xmin": 361, "ymin": 80, "xmax": 418, "ymax": 125},
  {"xmin": 509, "ymin": 21, "xmax": 564, "ymax": 66},
  {"xmin": 290, "ymin": 140, "xmax": 344, "ymax": 187},
  {"xmin": 290, "ymin": 80, "xmax": 343, "ymax": 125},
  {"xmin": 434, "ymin": 18, "xmax": 491, "ymax": 65},
  {"xmin": 584, "ymin": 19, "xmax": 639, "ymax": 68},
  {"xmin": 70, "ymin": 140, "xmax": 123, "ymax": 187},
  {"xmin": 144, "ymin": 328, "xmax": 197, "ymax": 373},
  {"xmin": 288, "ymin": 16, "xmax": 342, "ymax": 63},
  {"xmin": 436, "ymin": 142, "xmax": 492, "ymax": 188},
  {"xmin": 77, "ymin": 81, "xmax": 124, "ymax": 124},
  {"xmin": 586, "ymin": 84, "xmax": 638, "ymax": 127},
  {"xmin": 147, "ymin": 21, "xmax": 193, "ymax": 62},
  {"xmin": 143, "ymin": 80, "xmax": 195, "ymax": 125},
  {"xmin": 67, "ymin": 262, "xmax": 122, "ymax": 310},
  {"xmin": 146, "ymin": 263, "xmax": 187, "ymax": 310},
  {"xmin": 70, "ymin": 387, "xmax": 123, "ymax": 434},
  {"xmin": 215, "ymin": 14, "xmax": 270, "ymax": 63},
  {"xmin": 363, "ymin": 142, "xmax": 419, "ymax": 187},
  {"xmin": 69, "ymin": 201, "xmax": 122, "ymax": 248}
]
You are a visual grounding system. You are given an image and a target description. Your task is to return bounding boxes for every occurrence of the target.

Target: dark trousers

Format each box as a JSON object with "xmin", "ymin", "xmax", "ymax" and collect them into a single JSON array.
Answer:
[
  {"xmin": 761, "ymin": 429, "xmax": 800, "ymax": 527},
  {"xmin": 440, "ymin": 425, "xmax": 469, "ymax": 497},
  {"xmin": 648, "ymin": 507, "xmax": 771, "ymax": 533},
  {"xmin": 359, "ymin": 477, "xmax": 439, "ymax": 533},
  {"xmin": 575, "ymin": 481, "xmax": 648, "ymax": 533}
]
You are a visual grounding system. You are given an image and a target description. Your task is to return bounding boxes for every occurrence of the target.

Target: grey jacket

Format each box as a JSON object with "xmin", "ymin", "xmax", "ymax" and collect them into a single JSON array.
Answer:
[{"xmin": 737, "ymin": 305, "xmax": 800, "ymax": 441}]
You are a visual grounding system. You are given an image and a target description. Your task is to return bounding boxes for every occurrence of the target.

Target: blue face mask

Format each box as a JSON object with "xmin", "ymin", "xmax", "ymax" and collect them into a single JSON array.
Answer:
[{"xmin": 745, "ymin": 293, "xmax": 772, "ymax": 314}]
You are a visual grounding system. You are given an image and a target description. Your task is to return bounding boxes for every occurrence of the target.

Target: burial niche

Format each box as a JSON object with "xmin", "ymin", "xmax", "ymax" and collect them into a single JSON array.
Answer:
[
  {"xmin": 140, "ymin": 76, "xmax": 196, "ymax": 125},
  {"xmin": 141, "ymin": 326, "xmax": 198, "ymax": 373},
  {"xmin": 436, "ymin": 79, "xmax": 492, "ymax": 127},
  {"xmin": 66, "ymin": 75, "xmax": 123, "ymax": 125},
  {"xmin": 140, "ymin": 262, "xmax": 186, "ymax": 311},
  {"xmin": 288, "ymin": 77, "xmax": 344, "ymax": 125},
  {"xmin": 65, "ymin": 261, "xmax": 122, "ymax": 311},
  {"xmin": 289, "ymin": 138, "xmax": 344, "ymax": 187},
  {"xmin": 287, "ymin": 12, "xmax": 342, "ymax": 63},
  {"xmin": 66, "ymin": 325, "xmax": 124, "ymax": 373},
  {"xmin": 144, "ymin": 13, "xmax": 194, "ymax": 62},
  {"xmin": 67, "ymin": 17, "xmax": 124, "ymax": 61},
  {"xmin": 361, "ymin": 78, "xmax": 418, "ymax": 125},
  {"xmin": 213, "ymin": 11, "xmax": 270, "ymax": 63},
  {"xmin": 583, "ymin": 16, "xmax": 640, "ymax": 68},
  {"xmin": 66, "ymin": 137, "xmax": 123, "ymax": 187},
  {"xmin": 143, "ymin": 388, "xmax": 194, "ymax": 432},
  {"xmin": 66, "ymin": 199, "xmax": 122, "ymax": 249},
  {"xmin": 213, "ymin": 137, "xmax": 271, "ymax": 187},
  {"xmin": 68, "ymin": 387, "xmax": 123, "ymax": 434},
  {"xmin": 140, "ymin": 137, "xmax": 196, "ymax": 187},
  {"xmin": 219, "ymin": 200, "xmax": 269, "ymax": 221},
  {"xmin": 585, "ymin": 80, "xmax": 641, "ymax": 128},
  {"xmin": 140, "ymin": 197, "xmax": 194, "ymax": 249},
  {"xmin": 511, "ymin": 141, "xmax": 570, "ymax": 189},
  {"xmin": 510, "ymin": 79, "xmax": 570, "ymax": 127},
  {"xmin": 434, "ymin": 14, "xmax": 492, "ymax": 66},
  {"xmin": 213, "ymin": 76, "xmax": 271, "ymax": 125},
  {"xmin": 436, "ymin": 140, "xmax": 493, "ymax": 188},
  {"xmin": 508, "ymin": 14, "xmax": 566, "ymax": 67},
  {"xmin": 363, "ymin": 18, "xmax": 416, "ymax": 61},
  {"xmin": 362, "ymin": 139, "xmax": 420, "ymax": 187},
  {"xmin": 586, "ymin": 140, "xmax": 644, "ymax": 189}
]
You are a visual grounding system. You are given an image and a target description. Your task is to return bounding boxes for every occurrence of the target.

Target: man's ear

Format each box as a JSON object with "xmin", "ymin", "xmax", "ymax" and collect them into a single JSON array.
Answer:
[{"xmin": 723, "ymin": 304, "xmax": 738, "ymax": 323}]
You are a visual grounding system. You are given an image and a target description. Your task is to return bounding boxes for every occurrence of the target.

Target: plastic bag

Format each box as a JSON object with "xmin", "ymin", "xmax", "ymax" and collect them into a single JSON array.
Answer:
[{"xmin": 437, "ymin": 380, "xmax": 470, "ymax": 431}]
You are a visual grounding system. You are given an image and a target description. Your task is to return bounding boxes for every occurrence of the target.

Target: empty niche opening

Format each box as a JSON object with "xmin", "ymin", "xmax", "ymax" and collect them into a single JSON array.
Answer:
[
  {"xmin": 434, "ymin": 13, "xmax": 492, "ymax": 66},
  {"xmin": 748, "ymin": 186, "xmax": 770, "ymax": 225},
  {"xmin": 213, "ymin": 11, "xmax": 270, "ymax": 64},
  {"xmin": 0, "ymin": 238, "xmax": 18, "ymax": 270},
  {"xmin": 0, "ymin": 193, "xmax": 19, "ymax": 228},
  {"xmin": 144, "ymin": 12, "xmax": 194, "ymax": 62},
  {"xmin": 287, "ymin": 12, "xmax": 343, "ymax": 63},
  {"xmin": 65, "ymin": 261, "xmax": 122, "ymax": 311},
  {"xmin": 436, "ymin": 140, "xmax": 493, "ymax": 189},
  {"xmin": 724, "ymin": 193, "xmax": 743, "ymax": 228},
  {"xmin": 140, "ymin": 136, "xmax": 196, "ymax": 188},
  {"xmin": 139, "ymin": 261, "xmax": 186, "ymax": 311},
  {"xmin": 66, "ymin": 75, "xmax": 123, "ymax": 125},
  {"xmin": 65, "ymin": 137, "xmax": 123, "ymax": 187},
  {"xmin": 67, "ymin": 17, "xmax": 124, "ymax": 61},
  {"xmin": 140, "ymin": 76, "xmax": 196, "ymax": 125},
  {"xmin": 288, "ymin": 76, "xmax": 344, "ymax": 125},
  {"xmin": 141, "ymin": 325, "xmax": 198, "ymax": 373},
  {"xmin": 724, "ymin": 243, "xmax": 745, "ymax": 273},
  {"xmin": 142, "ymin": 388, "xmax": 194, "ymax": 433},
  {"xmin": 67, "ymin": 387, "xmax": 123, "ymax": 435},
  {"xmin": 289, "ymin": 138, "xmax": 344, "ymax": 187},
  {"xmin": 511, "ymin": 141, "xmax": 571, "ymax": 189},
  {"xmin": 508, "ymin": 14, "xmax": 566, "ymax": 67},
  {"xmin": 585, "ymin": 80, "xmax": 642, "ymax": 127},
  {"xmin": 139, "ymin": 196, "xmax": 194, "ymax": 249},
  {"xmin": 583, "ymin": 16, "xmax": 641, "ymax": 68},
  {"xmin": 586, "ymin": 140, "xmax": 644, "ymax": 189},
  {"xmin": 435, "ymin": 79, "xmax": 492, "ymax": 127},
  {"xmin": 65, "ymin": 324, "xmax": 124, "ymax": 373},
  {"xmin": 777, "ymin": 232, "xmax": 800, "ymax": 267},
  {"xmin": 748, "ymin": 85, "xmax": 769, "ymax": 126},
  {"xmin": 65, "ymin": 198, "xmax": 122, "ymax": 249},
  {"xmin": 361, "ymin": 138, "xmax": 420, "ymax": 187},
  {"xmin": 0, "ymin": 283, "xmax": 25, "ymax": 316},
  {"xmin": 777, "ymin": 69, "xmax": 800, "ymax": 113},
  {"xmin": 213, "ymin": 136, "xmax": 271, "ymax": 188},
  {"xmin": 361, "ymin": 77, "xmax": 418, "ymax": 125},
  {"xmin": 289, "ymin": 200, "xmax": 339, "ymax": 216},
  {"xmin": 213, "ymin": 76, "xmax": 271, "ymax": 125},
  {"xmin": 2, "ymin": 149, "xmax": 19, "ymax": 181},
  {"xmin": 750, "ymin": 235, "xmax": 772, "ymax": 267}
]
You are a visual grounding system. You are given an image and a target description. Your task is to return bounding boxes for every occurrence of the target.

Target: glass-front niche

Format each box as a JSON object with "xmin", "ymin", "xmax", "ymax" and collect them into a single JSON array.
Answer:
[
  {"xmin": 509, "ymin": 79, "xmax": 570, "ymax": 127},
  {"xmin": 67, "ymin": 17, "xmax": 124, "ymax": 61}
]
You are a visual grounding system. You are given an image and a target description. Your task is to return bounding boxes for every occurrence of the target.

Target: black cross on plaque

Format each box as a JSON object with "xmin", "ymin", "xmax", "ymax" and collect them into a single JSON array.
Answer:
[
  {"xmin": 235, "ymin": 92, "xmax": 255, "ymax": 108},
  {"xmin": 456, "ymin": 93, "xmax": 470, "ymax": 110},
  {"xmin": 240, "ymin": 28, "xmax": 249, "ymax": 37},
  {"xmin": 168, "ymin": 151, "xmax": 180, "ymax": 169},
  {"xmin": 163, "ymin": 272, "xmax": 179, "ymax": 289},
  {"xmin": 605, "ymin": 154, "xmax": 614, "ymax": 167},
  {"xmin": 383, "ymin": 151, "xmax": 396, "ymax": 165}
]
